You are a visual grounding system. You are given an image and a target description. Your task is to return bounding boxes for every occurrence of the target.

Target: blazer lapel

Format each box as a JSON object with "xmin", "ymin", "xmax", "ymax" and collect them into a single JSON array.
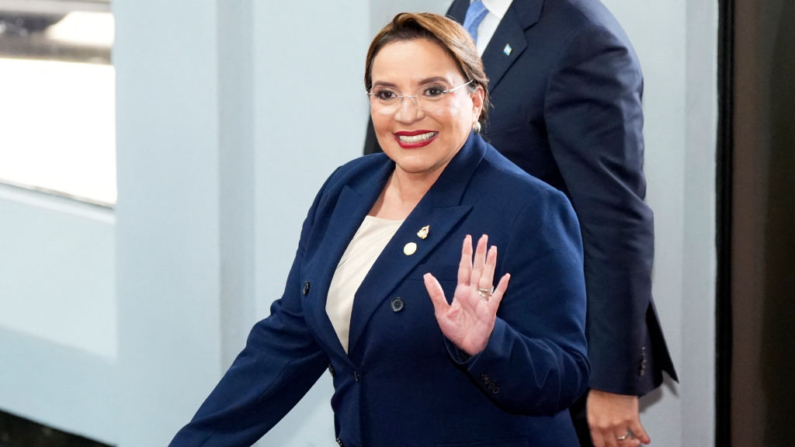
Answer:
[
  {"xmin": 347, "ymin": 134, "xmax": 487, "ymax": 355},
  {"xmin": 304, "ymin": 163, "xmax": 392, "ymax": 359},
  {"xmin": 479, "ymin": 0, "xmax": 544, "ymax": 93}
]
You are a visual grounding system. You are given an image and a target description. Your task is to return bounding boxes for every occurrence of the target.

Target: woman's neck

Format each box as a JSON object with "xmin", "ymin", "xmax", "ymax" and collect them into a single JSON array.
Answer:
[{"xmin": 369, "ymin": 167, "xmax": 444, "ymax": 220}]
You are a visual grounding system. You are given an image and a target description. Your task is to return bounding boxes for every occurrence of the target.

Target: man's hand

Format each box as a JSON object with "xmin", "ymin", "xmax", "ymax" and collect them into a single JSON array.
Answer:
[{"xmin": 587, "ymin": 389, "xmax": 650, "ymax": 447}]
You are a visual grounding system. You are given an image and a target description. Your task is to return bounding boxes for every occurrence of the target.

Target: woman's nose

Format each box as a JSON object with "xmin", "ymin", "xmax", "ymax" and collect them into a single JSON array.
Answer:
[{"xmin": 394, "ymin": 96, "xmax": 424, "ymax": 123}]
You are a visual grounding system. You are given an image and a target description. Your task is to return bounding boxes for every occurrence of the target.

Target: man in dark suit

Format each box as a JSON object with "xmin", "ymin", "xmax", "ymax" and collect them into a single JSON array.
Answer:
[{"xmin": 364, "ymin": 1, "xmax": 677, "ymax": 446}]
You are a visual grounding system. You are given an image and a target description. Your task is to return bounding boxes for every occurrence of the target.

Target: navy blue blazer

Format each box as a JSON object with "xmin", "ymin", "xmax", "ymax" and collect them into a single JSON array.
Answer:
[
  {"xmin": 364, "ymin": 0, "xmax": 677, "ymax": 396},
  {"xmin": 171, "ymin": 134, "xmax": 589, "ymax": 447}
]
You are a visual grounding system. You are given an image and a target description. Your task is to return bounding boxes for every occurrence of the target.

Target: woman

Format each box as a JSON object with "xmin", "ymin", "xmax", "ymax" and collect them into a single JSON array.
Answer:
[{"xmin": 171, "ymin": 13, "xmax": 588, "ymax": 447}]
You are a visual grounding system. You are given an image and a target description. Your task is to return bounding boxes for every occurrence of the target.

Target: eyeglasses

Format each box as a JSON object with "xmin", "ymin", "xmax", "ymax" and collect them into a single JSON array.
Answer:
[{"xmin": 368, "ymin": 80, "xmax": 474, "ymax": 115}]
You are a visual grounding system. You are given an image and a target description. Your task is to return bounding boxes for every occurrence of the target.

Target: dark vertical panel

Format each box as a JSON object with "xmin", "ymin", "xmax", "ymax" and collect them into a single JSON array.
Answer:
[
  {"xmin": 716, "ymin": 0, "xmax": 734, "ymax": 445},
  {"xmin": 761, "ymin": 1, "xmax": 795, "ymax": 443},
  {"xmin": 731, "ymin": 0, "xmax": 769, "ymax": 443},
  {"xmin": 729, "ymin": 0, "xmax": 795, "ymax": 445}
]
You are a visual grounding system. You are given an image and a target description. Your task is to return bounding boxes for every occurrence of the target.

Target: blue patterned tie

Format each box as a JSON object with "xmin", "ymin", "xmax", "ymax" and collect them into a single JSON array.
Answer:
[{"xmin": 463, "ymin": 0, "xmax": 489, "ymax": 44}]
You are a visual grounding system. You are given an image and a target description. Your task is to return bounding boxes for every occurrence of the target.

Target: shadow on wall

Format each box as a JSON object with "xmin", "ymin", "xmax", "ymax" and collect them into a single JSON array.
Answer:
[
  {"xmin": 0, "ymin": 409, "xmax": 111, "ymax": 447},
  {"xmin": 638, "ymin": 375, "xmax": 679, "ymax": 413},
  {"xmin": 762, "ymin": 0, "xmax": 795, "ymax": 445}
]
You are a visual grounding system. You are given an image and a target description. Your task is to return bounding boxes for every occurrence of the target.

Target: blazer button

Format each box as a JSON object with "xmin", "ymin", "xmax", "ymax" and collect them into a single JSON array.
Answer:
[
  {"xmin": 328, "ymin": 363, "xmax": 335, "ymax": 378},
  {"xmin": 390, "ymin": 297, "xmax": 405, "ymax": 312},
  {"xmin": 491, "ymin": 386, "xmax": 501, "ymax": 395},
  {"xmin": 302, "ymin": 281, "xmax": 311, "ymax": 296},
  {"xmin": 354, "ymin": 371, "xmax": 361, "ymax": 382},
  {"xmin": 639, "ymin": 347, "xmax": 647, "ymax": 376}
]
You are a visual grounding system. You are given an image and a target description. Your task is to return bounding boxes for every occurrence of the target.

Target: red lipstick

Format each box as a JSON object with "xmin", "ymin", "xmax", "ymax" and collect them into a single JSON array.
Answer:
[{"xmin": 393, "ymin": 130, "xmax": 439, "ymax": 149}]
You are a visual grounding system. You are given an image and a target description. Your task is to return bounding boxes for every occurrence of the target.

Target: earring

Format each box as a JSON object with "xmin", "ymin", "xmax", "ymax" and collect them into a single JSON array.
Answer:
[{"xmin": 472, "ymin": 121, "xmax": 482, "ymax": 134}]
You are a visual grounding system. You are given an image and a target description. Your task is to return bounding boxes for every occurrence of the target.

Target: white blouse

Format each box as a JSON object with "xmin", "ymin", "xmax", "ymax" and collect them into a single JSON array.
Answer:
[{"xmin": 326, "ymin": 215, "xmax": 404, "ymax": 353}]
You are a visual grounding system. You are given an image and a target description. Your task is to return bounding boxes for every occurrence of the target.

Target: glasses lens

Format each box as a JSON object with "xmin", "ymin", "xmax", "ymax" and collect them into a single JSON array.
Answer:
[
  {"xmin": 420, "ymin": 85, "xmax": 448, "ymax": 103},
  {"xmin": 370, "ymin": 87, "xmax": 398, "ymax": 104},
  {"xmin": 370, "ymin": 87, "xmax": 399, "ymax": 114},
  {"xmin": 369, "ymin": 81, "xmax": 468, "ymax": 115}
]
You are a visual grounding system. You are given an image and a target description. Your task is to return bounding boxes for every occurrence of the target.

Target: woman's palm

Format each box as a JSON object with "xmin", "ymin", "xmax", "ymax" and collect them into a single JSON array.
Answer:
[{"xmin": 424, "ymin": 235, "xmax": 511, "ymax": 356}]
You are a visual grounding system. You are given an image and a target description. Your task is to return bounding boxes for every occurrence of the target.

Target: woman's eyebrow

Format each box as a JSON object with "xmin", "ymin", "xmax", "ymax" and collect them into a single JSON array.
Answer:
[
  {"xmin": 371, "ymin": 76, "xmax": 451, "ymax": 89},
  {"xmin": 417, "ymin": 76, "xmax": 450, "ymax": 85},
  {"xmin": 371, "ymin": 81, "xmax": 398, "ymax": 89}
]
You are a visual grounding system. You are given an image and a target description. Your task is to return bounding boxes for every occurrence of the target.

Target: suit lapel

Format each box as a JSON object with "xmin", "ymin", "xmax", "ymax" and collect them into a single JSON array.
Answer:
[
  {"xmin": 446, "ymin": 0, "xmax": 468, "ymax": 23},
  {"xmin": 347, "ymin": 205, "xmax": 472, "ymax": 355},
  {"xmin": 347, "ymin": 134, "xmax": 487, "ymax": 355},
  {"xmin": 305, "ymin": 163, "xmax": 392, "ymax": 359},
  {"xmin": 481, "ymin": 7, "xmax": 527, "ymax": 92},
  {"xmin": 448, "ymin": 0, "xmax": 544, "ymax": 93}
]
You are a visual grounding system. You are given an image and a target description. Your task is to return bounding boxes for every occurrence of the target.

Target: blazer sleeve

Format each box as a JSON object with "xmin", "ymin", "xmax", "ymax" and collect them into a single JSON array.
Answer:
[
  {"xmin": 169, "ymin": 179, "xmax": 333, "ymax": 447},
  {"xmin": 448, "ymin": 189, "xmax": 589, "ymax": 416},
  {"xmin": 363, "ymin": 117, "xmax": 383, "ymax": 155},
  {"xmin": 543, "ymin": 24, "xmax": 656, "ymax": 395}
]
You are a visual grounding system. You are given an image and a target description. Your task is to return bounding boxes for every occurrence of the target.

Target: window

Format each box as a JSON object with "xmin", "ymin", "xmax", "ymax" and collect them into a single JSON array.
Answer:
[{"xmin": 0, "ymin": 0, "xmax": 115, "ymax": 206}]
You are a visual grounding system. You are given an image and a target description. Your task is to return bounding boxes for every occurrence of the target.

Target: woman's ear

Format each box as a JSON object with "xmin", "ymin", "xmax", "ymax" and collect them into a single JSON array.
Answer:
[{"xmin": 471, "ymin": 85, "xmax": 485, "ymax": 120}]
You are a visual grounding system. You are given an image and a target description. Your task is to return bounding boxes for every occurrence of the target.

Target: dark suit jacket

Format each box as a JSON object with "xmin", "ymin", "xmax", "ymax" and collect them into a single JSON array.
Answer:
[
  {"xmin": 171, "ymin": 134, "xmax": 589, "ymax": 447},
  {"xmin": 364, "ymin": 0, "xmax": 677, "ymax": 395}
]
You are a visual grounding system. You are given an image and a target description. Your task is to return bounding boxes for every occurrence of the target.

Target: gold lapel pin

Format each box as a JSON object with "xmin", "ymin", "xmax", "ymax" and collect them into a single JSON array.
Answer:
[
  {"xmin": 417, "ymin": 225, "xmax": 430, "ymax": 240},
  {"xmin": 504, "ymin": 44, "xmax": 513, "ymax": 56},
  {"xmin": 404, "ymin": 242, "xmax": 418, "ymax": 256}
]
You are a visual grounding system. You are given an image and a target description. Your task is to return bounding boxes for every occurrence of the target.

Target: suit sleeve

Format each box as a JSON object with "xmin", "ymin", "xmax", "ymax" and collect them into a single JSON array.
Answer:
[
  {"xmin": 448, "ymin": 189, "xmax": 590, "ymax": 415},
  {"xmin": 363, "ymin": 117, "xmax": 383, "ymax": 155},
  {"xmin": 169, "ymin": 179, "xmax": 333, "ymax": 447},
  {"xmin": 543, "ymin": 24, "xmax": 655, "ymax": 395}
]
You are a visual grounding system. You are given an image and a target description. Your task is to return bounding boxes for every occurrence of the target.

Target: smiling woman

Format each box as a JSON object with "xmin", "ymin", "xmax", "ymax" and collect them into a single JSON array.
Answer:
[
  {"xmin": 362, "ymin": 15, "xmax": 490, "ymax": 223},
  {"xmin": 367, "ymin": 38, "xmax": 483, "ymax": 196},
  {"xmin": 170, "ymin": 12, "xmax": 588, "ymax": 447}
]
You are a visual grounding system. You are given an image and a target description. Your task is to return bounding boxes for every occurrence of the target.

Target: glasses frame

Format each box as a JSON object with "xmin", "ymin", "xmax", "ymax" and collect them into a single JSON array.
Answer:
[{"xmin": 367, "ymin": 79, "xmax": 474, "ymax": 112}]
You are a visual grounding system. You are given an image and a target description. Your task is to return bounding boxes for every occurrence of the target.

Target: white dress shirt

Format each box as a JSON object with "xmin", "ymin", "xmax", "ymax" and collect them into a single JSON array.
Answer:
[{"xmin": 471, "ymin": 0, "xmax": 513, "ymax": 56}]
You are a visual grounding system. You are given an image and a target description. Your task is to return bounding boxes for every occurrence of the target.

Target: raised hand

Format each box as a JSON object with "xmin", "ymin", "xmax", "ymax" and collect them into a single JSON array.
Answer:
[{"xmin": 424, "ymin": 234, "xmax": 511, "ymax": 356}]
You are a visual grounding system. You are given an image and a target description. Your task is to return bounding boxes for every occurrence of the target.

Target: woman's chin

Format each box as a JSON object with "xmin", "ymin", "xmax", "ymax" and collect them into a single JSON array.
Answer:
[
  {"xmin": 394, "ymin": 160, "xmax": 446, "ymax": 177},
  {"xmin": 394, "ymin": 164, "xmax": 426, "ymax": 175}
]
